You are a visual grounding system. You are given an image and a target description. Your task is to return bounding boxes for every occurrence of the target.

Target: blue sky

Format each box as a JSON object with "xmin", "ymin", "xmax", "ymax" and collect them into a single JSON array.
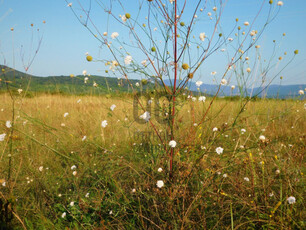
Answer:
[{"xmin": 0, "ymin": 0, "xmax": 305, "ymax": 86}]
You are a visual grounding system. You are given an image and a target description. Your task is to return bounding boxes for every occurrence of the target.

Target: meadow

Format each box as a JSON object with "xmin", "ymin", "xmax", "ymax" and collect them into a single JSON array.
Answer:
[{"xmin": 0, "ymin": 93, "xmax": 304, "ymax": 229}]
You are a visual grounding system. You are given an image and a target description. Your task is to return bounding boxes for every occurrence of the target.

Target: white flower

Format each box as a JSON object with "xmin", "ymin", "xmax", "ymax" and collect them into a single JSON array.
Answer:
[
  {"xmin": 72, "ymin": 171, "xmax": 77, "ymax": 176},
  {"xmin": 70, "ymin": 201, "xmax": 75, "ymax": 207},
  {"xmin": 298, "ymin": 90, "xmax": 304, "ymax": 95},
  {"xmin": 250, "ymin": 30, "xmax": 256, "ymax": 37},
  {"xmin": 6, "ymin": 121, "xmax": 12, "ymax": 128},
  {"xmin": 124, "ymin": 55, "xmax": 133, "ymax": 65},
  {"xmin": 71, "ymin": 165, "xmax": 77, "ymax": 170},
  {"xmin": 84, "ymin": 77, "xmax": 89, "ymax": 83},
  {"xmin": 156, "ymin": 180, "xmax": 164, "ymax": 188},
  {"xmin": 2, "ymin": 181, "xmax": 6, "ymax": 187},
  {"xmin": 169, "ymin": 140, "xmax": 177, "ymax": 148},
  {"xmin": 241, "ymin": 129, "xmax": 246, "ymax": 134},
  {"xmin": 111, "ymin": 32, "xmax": 119, "ymax": 39},
  {"xmin": 169, "ymin": 0, "xmax": 174, "ymax": 4},
  {"xmin": 82, "ymin": 70, "xmax": 87, "ymax": 76},
  {"xmin": 276, "ymin": 169, "xmax": 280, "ymax": 174},
  {"xmin": 259, "ymin": 135, "xmax": 266, "ymax": 141},
  {"xmin": 63, "ymin": 112, "xmax": 69, "ymax": 118},
  {"xmin": 139, "ymin": 111, "xmax": 150, "ymax": 122},
  {"xmin": 231, "ymin": 85, "xmax": 235, "ymax": 90},
  {"xmin": 85, "ymin": 192, "xmax": 90, "ymax": 198},
  {"xmin": 196, "ymin": 81, "xmax": 203, "ymax": 87},
  {"xmin": 287, "ymin": 196, "xmax": 296, "ymax": 204},
  {"xmin": 211, "ymin": 71, "xmax": 217, "ymax": 75},
  {"xmin": 244, "ymin": 177, "xmax": 250, "ymax": 182},
  {"xmin": 67, "ymin": 3, "xmax": 72, "ymax": 7},
  {"xmin": 199, "ymin": 33, "xmax": 206, "ymax": 41},
  {"xmin": 61, "ymin": 123, "xmax": 65, "ymax": 127},
  {"xmin": 82, "ymin": 136, "xmax": 87, "ymax": 141},
  {"xmin": 141, "ymin": 60, "xmax": 147, "ymax": 67},
  {"xmin": 215, "ymin": 147, "xmax": 224, "ymax": 155},
  {"xmin": 158, "ymin": 167, "xmax": 163, "ymax": 172},
  {"xmin": 192, "ymin": 97, "xmax": 196, "ymax": 102},
  {"xmin": 132, "ymin": 188, "xmax": 136, "ymax": 193},
  {"xmin": 244, "ymin": 21, "xmax": 249, "ymax": 26},
  {"xmin": 277, "ymin": 1, "xmax": 284, "ymax": 6},
  {"xmin": 101, "ymin": 120, "xmax": 108, "ymax": 128},
  {"xmin": 77, "ymin": 99, "xmax": 81, "ymax": 103},
  {"xmin": 207, "ymin": 12, "xmax": 212, "ymax": 16},
  {"xmin": 135, "ymin": 82, "xmax": 140, "ymax": 87},
  {"xmin": 61, "ymin": 212, "xmax": 66, "ymax": 218},
  {"xmin": 93, "ymin": 82, "xmax": 98, "ymax": 87},
  {"xmin": 0, "ymin": 133, "xmax": 6, "ymax": 142},
  {"xmin": 39, "ymin": 166, "xmax": 43, "ymax": 172},
  {"xmin": 223, "ymin": 173, "xmax": 228, "ymax": 178},
  {"xmin": 121, "ymin": 15, "xmax": 127, "ymax": 22},
  {"xmin": 109, "ymin": 210, "xmax": 113, "ymax": 215},
  {"xmin": 110, "ymin": 104, "xmax": 116, "ymax": 111},
  {"xmin": 213, "ymin": 127, "xmax": 218, "ymax": 132},
  {"xmin": 213, "ymin": 6, "xmax": 217, "ymax": 11},
  {"xmin": 198, "ymin": 96, "xmax": 206, "ymax": 102},
  {"xmin": 103, "ymin": 32, "xmax": 108, "ymax": 36},
  {"xmin": 221, "ymin": 79, "xmax": 227, "ymax": 85},
  {"xmin": 18, "ymin": 89, "xmax": 23, "ymax": 94}
]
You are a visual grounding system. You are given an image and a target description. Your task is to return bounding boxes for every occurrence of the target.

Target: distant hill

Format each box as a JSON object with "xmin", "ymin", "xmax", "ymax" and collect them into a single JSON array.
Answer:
[
  {"xmin": 0, "ymin": 66, "xmax": 304, "ymax": 98},
  {"xmin": 0, "ymin": 65, "xmax": 152, "ymax": 95}
]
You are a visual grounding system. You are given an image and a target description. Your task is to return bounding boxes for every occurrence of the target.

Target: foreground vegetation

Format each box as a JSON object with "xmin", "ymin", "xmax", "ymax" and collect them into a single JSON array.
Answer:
[{"xmin": 0, "ymin": 94, "xmax": 305, "ymax": 229}]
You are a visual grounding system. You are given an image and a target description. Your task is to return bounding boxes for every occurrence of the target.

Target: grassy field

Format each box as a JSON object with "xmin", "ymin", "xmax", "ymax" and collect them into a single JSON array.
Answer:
[{"xmin": 0, "ymin": 93, "xmax": 305, "ymax": 229}]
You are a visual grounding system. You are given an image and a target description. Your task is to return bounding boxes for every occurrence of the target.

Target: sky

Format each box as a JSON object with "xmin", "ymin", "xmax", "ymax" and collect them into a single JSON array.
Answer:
[{"xmin": 0, "ymin": 0, "xmax": 305, "ymax": 86}]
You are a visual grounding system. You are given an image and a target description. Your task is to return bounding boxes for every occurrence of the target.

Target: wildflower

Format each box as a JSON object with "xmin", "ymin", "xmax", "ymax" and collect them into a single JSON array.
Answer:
[
  {"xmin": 211, "ymin": 71, "xmax": 217, "ymax": 75},
  {"xmin": 277, "ymin": 1, "xmax": 284, "ymax": 6},
  {"xmin": 77, "ymin": 99, "xmax": 81, "ymax": 103},
  {"xmin": 39, "ymin": 166, "xmax": 43, "ymax": 172},
  {"xmin": 275, "ymin": 169, "xmax": 280, "ymax": 174},
  {"xmin": 70, "ymin": 201, "xmax": 74, "ymax": 207},
  {"xmin": 2, "ymin": 181, "xmax": 6, "ymax": 187},
  {"xmin": 255, "ymin": 45, "xmax": 260, "ymax": 49},
  {"xmin": 61, "ymin": 123, "xmax": 65, "ymax": 127},
  {"xmin": 124, "ymin": 55, "xmax": 133, "ymax": 65},
  {"xmin": 61, "ymin": 212, "xmax": 66, "ymax": 218},
  {"xmin": 215, "ymin": 147, "xmax": 224, "ymax": 155},
  {"xmin": 231, "ymin": 85, "xmax": 235, "ymax": 90},
  {"xmin": 228, "ymin": 38, "xmax": 233, "ymax": 41},
  {"xmin": 109, "ymin": 210, "xmax": 113, "ymax": 215},
  {"xmin": 71, "ymin": 165, "xmax": 77, "ymax": 170},
  {"xmin": 101, "ymin": 120, "xmax": 108, "ymax": 128},
  {"xmin": 213, "ymin": 127, "xmax": 218, "ymax": 132},
  {"xmin": 18, "ymin": 89, "xmax": 23, "ymax": 94},
  {"xmin": 223, "ymin": 173, "xmax": 228, "ymax": 178},
  {"xmin": 82, "ymin": 136, "xmax": 87, "ymax": 141},
  {"xmin": 269, "ymin": 192, "xmax": 274, "ymax": 197},
  {"xmin": 244, "ymin": 21, "xmax": 249, "ymax": 26},
  {"xmin": 158, "ymin": 167, "xmax": 163, "ymax": 172},
  {"xmin": 6, "ymin": 121, "xmax": 12, "ymax": 128},
  {"xmin": 156, "ymin": 180, "xmax": 164, "ymax": 188},
  {"xmin": 110, "ymin": 104, "xmax": 116, "ymax": 111},
  {"xmin": 250, "ymin": 30, "xmax": 256, "ymax": 36},
  {"xmin": 63, "ymin": 112, "xmax": 69, "ymax": 118},
  {"xmin": 199, "ymin": 33, "xmax": 206, "ymax": 41},
  {"xmin": 246, "ymin": 67, "xmax": 251, "ymax": 73},
  {"xmin": 169, "ymin": 140, "xmax": 177, "ymax": 148},
  {"xmin": 259, "ymin": 135, "xmax": 266, "ymax": 141},
  {"xmin": 93, "ymin": 82, "xmax": 98, "ymax": 87},
  {"xmin": 84, "ymin": 77, "xmax": 89, "ymax": 83},
  {"xmin": 141, "ymin": 60, "xmax": 147, "ymax": 66},
  {"xmin": 221, "ymin": 79, "xmax": 227, "ymax": 85},
  {"xmin": 85, "ymin": 192, "xmax": 90, "ymax": 198},
  {"xmin": 196, "ymin": 81, "xmax": 203, "ymax": 87},
  {"xmin": 220, "ymin": 48, "xmax": 226, "ymax": 52},
  {"xmin": 132, "ymin": 188, "xmax": 136, "ymax": 193},
  {"xmin": 111, "ymin": 32, "xmax": 119, "ymax": 39},
  {"xmin": 140, "ymin": 111, "xmax": 151, "ymax": 122},
  {"xmin": 213, "ymin": 6, "xmax": 217, "ymax": 11},
  {"xmin": 72, "ymin": 171, "xmax": 77, "ymax": 176},
  {"xmin": 135, "ymin": 82, "xmax": 140, "ymax": 87},
  {"xmin": 121, "ymin": 15, "xmax": 127, "ymax": 22},
  {"xmin": 241, "ymin": 129, "xmax": 246, "ymax": 133},
  {"xmin": 244, "ymin": 177, "xmax": 250, "ymax": 182},
  {"xmin": 298, "ymin": 90, "xmax": 304, "ymax": 95},
  {"xmin": 287, "ymin": 196, "xmax": 296, "ymax": 204},
  {"xmin": 82, "ymin": 70, "xmax": 87, "ymax": 76},
  {"xmin": 103, "ymin": 32, "xmax": 108, "ymax": 36},
  {"xmin": 0, "ymin": 133, "xmax": 6, "ymax": 142},
  {"xmin": 67, "ymin": 3, "xmax": 72, "ymax": 7},
  {"xmin": 207, "ymin": 12, "xmax": 212, "ymax": 16},
  {"xmin": 198, "ymin": 96, "xmax": 206, "ymax": 102}
]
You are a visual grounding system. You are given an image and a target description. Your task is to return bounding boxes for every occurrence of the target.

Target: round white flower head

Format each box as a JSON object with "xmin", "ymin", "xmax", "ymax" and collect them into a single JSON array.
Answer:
[
  {"xmin": 85, "ymin": 192, "xmax": 90, "ymax": 198},
  {"xmin": 277, "ymin": 1, "xmax": 284, "ymax": 6},
  {"xmin": 82, "ymin": 136, "xmax": 87, "ymax": 141},
  {"xmin": 6, "ymin": 121, "xmax": 12, "ymax": 128},
  {"xmin": 213, "ymin": 6, "xmax": 217, "ymax": 11},
  {"xmin": 196, "ymin": 81, "xmax": 203, "ymax": 87},
  {"xmin": 298, "ymin": 90, "xmax": 304, "ymax": 95},
  {"xmin": 111, "ymin": 32, "xmax": 119, "ymax": 39},
  {"xmin": 231, "ymin": 85, "xmax": 235, "ymax": 90},
  {"xmin": 71, "ymin": 165, "xmax": 77, "ymax": 170},
  {"xmin": 221, "ymin": 79, "xmax": 227, "ymax": 85},
  {"xmin": 132, "ymin": 188, "xmax": 136, "ymax": 193},
  {"xmin": 198, "ymin": 96, "xmax": 206, "ymax": 102},
  {"xmin": 246, "ymin": 67, "xmax": 251, "ymax": 73},
  {"xmin": 287, "ymin": 196, "xmax": 296, "ymax": 204},
  {"xmin": 82, "ymin": 70, "xmax": 87, "ymax": 76},
  {"xmin": 101, "ymin": 120, "xmax": 108, "ymax": 128},
  {"xmin": 141, "ymin": 60, "xmax": 147, "ymax": 67},
  {"xmin": 244, "ymin": 177, "xmax": 250, "ymax": 182},
  {"xmin": 70, "ymin": 201, "xmax": 74, "ymax": 207},
  {"xmin": 72, "ymin": 171, "xmax": 77, "ymax": 176},
  {"xmin": 259, "ymin": 135, "xmax": 266, "ymax": 141},
  {"xmin": 223, "ymin": 173, "xmax": 228, "ymax": 178},
  {"xmin": 241, "ymin": 129, "xmax": 246, "ymax": 133},
  {"xmin": 158, "ymin": 167, "xmax": 163, "ymax": 172},
  {"xmin": 156, "ymin": 180, "xmax": 164, "ymax": 188},
  {"xmin": 0, "ymin": 133, "xmax": 6, "ymax": 142},
  {"xmin": 244, "ymin": 21, "xmax": 249, "ymax": 26},
  {"xmin": 211, "ymin": 71, "xmax": 217, "ymax": 75},
  {"xmin": 124, "ymin": 55, "xmax": 133, "ymax": 65},
  {"xmin": 110, "ymin": 104, "xmax": 116, "ymax": 111},
  {"xmin": 121, "ymin": 15, "xmax": 127, "ymax": 22},
  {"xmin": 215, "ymin": 147, "xmax": 224, "ymax": 155},
  {"xmin": 18, "ymin": 89, "xmax": 23, "ymax": 94},
  {"xmin": 135, "ymin": 82, "xmax": 140, "ymax": 87},
  {"xmin": 169, "ymin": 140, "xmax": 177, "ymax": 148},
  {"xmin": 61, "ymin": 212, "xmax": 66, "ymax": 218},
  {"xmin": 199, "ymin": 33, "xmax": 206, "ymax": 41},
  {"xmin": 39, "ymin": 166, "xmax": 43, "ymax": 172},
  {"xmin": 213, "ymin": 127, "xmax": 218, "ymax": 132},
  {"xmin": 103, "ymin": 32, "xmax": 108, "ymax": 36},
  {"xmin": 63, "ymin": 112, "xmax": 69, "ymax": 118},
  {"xmin": 139, "ymin": 111, "xmax": 151, "ymax": 122}
]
